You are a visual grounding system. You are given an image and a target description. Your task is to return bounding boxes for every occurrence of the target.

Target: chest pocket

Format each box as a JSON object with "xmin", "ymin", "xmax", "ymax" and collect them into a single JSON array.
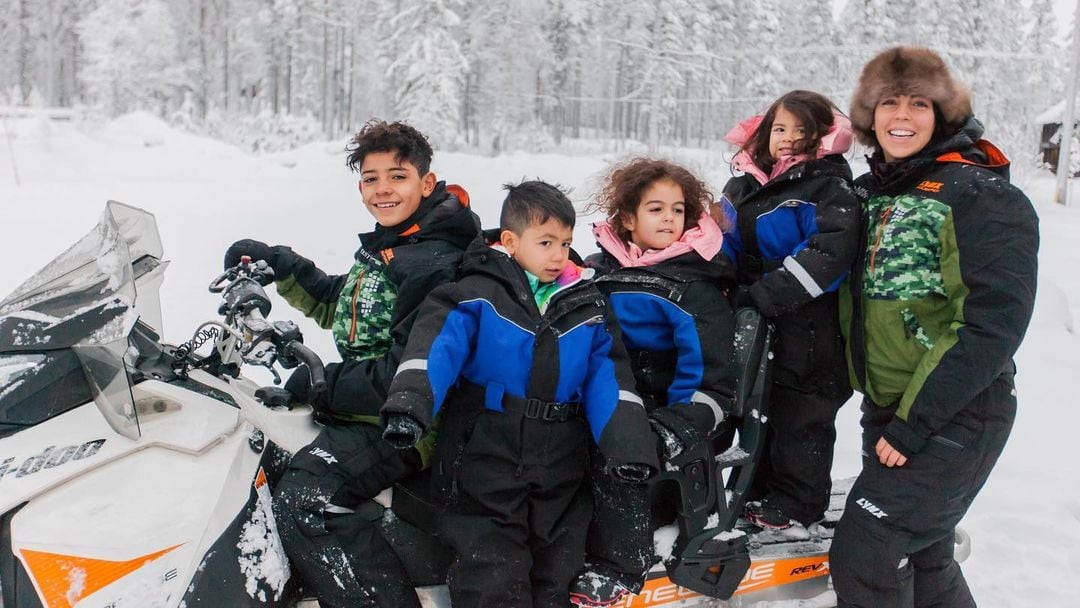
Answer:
[
  {"xmin": 332, "ymin": 262, "xmax": 397, "ymax": 360},
  {"xmin": 864, "ymin": 194, "xmax": 949, "ymax": 300}
]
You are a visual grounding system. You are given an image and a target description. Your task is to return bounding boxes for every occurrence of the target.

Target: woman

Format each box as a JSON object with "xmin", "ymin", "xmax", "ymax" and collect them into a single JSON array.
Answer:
[{"xmin": 832, "ymin": 46, "xmax": 1039, "ymax": 607}]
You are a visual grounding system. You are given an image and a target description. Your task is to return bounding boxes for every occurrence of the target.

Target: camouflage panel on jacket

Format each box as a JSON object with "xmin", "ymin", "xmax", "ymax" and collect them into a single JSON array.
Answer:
[
  {"xmin": 863, "ymin": 193, "xmax": 949, "ymax": 301},
  {"xmin": 331, "ymin": 255, "xmax": 398, "ymax": 361}
]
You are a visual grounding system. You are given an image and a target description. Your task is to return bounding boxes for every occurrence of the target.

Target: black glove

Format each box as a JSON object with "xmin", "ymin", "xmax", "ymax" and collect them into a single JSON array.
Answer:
[
  {"xmin": 731, "ymin": 285, "xmax": 756, "ymax": 310},
  {"xmin": 284, "ymin": 365, "xmax": 313, "ymax": 405},
  {"xmin": 383, "ymin": 414, "xmax": 424, "ymax": 450},
  {"xmin": 651, "ymin": 419, "xmax": 685, "ymax": 460},
  {"xmin": 224, "ymin": 239, "xmax": 276, "ymax": 271},
  {"xmin": 610, "ymin": 463, "xmax": 654, "ymax": 484},
  {"xmin": 649, "ymin": 405, "xmax": 706, "ymax": 461}
]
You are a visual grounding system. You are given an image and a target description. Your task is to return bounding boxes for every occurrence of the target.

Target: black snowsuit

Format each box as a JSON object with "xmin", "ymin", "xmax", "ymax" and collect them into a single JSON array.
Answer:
[
  {"xmin": 271, "ymin": 184, "xmax": 480, "ymax": 608},
  {"xmin": 724, "ymin": 154, "xmax": 859, "ymax": 525},
  {"xmin": 832, "ymin": 119, "xmax": 1038, "ymax": 607},
  {"xmin": 581, "ymin": 245, "xmax": 739, "ymax": 591},
  {"xmin": 381, "ymin": 239, "xmax": 659, "ymax": 608}
]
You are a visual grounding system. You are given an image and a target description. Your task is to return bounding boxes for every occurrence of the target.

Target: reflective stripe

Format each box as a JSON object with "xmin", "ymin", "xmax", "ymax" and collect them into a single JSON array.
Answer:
[
  {"xmin": 783, "ymin": 256, "xmax": 824, "ymax": 298},
  {"xmin": 620, "ymin": 390, "xmax": 644, "ymax": 406},
  {"xmin": 324, "ymin": 504, "xmax": 356, "ymax": 514},
  {"xmin": 691, "ymin": 391, "xmax": 725, "ymax": 429},
  {"xmin": 394, "ymin": 359, "xmax": 428, "ymax": 376}
]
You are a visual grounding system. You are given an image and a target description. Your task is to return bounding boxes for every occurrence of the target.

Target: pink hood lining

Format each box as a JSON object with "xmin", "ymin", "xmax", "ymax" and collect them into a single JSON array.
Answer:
[
  {"xmin": 592, "ymin": 211, "xmax": 723, "ymax": 268},
  {"xmin": 726, "ymin": 112, "xmax": 854, "ymax": 185}
]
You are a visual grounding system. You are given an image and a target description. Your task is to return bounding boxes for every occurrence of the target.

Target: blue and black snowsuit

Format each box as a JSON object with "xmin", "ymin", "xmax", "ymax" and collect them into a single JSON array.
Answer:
[
  {"xmin": 724, "ymin": 153, "xmax": 859, "ymax": 525},
  {"xmin": 581, "ymin": 237, "xmax": 739, "ymax": 591},
  {"xmin": 381, "ymin": 237, "xmax": 659, "ymax": 608}
]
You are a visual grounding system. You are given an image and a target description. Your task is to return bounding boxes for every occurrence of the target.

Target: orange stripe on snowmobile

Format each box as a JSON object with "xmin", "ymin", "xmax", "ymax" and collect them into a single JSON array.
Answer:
[
  {"xmin": 733, "ymin": 555, "xmax": 829, "ymax": 595},
  {"xmin": 614, "ymin": 555, "xmax": 830, "ymax": 607},
  {"xmin": 20, "ymin": 543, "xmax": 183, "ymax": 608},
  {"xmin": 255, "ymin": 466, "xmax": 268, "ymax": 489}
]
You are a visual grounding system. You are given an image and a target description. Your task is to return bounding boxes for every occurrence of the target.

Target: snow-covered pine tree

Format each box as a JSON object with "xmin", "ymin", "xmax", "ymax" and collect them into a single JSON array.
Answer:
[
  {"xmin": 382, "ymin": 0, "xmax": 468, "ymax": 149},
  {"xmin": 78, "ymin": 0, "xmax": 181, "ymax": 115}
]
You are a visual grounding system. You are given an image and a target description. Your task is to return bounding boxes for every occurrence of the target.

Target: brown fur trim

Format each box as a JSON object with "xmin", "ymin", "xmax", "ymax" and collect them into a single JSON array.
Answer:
[{"xmin": 849, "ymin": 46, "xmax": 972, "ymax": 146}]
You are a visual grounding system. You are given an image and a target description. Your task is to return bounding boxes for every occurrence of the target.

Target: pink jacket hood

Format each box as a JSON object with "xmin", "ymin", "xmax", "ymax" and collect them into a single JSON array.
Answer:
[
  {"xmin": 726, "ymin": 112, "xmax": 854, "ymax": 185},
  {"xmin": 592, "ymin": 211, "xmax": 723, "ymax": 268}
]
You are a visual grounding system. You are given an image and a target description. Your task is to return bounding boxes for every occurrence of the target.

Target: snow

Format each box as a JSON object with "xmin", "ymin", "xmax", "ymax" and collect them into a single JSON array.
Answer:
[{"xmin": 2, "ymin": 115, "xmax": 1079, "ymax": 607}]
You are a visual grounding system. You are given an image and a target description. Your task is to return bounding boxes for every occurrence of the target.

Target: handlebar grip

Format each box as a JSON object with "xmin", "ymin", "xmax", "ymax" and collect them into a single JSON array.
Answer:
[{"xmin": 283, "ymin": 341, "xmax": 327, "ymax": 394}]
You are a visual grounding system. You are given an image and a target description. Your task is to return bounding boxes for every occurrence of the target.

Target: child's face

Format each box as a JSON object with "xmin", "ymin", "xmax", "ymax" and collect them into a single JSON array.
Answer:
[
  {"xmin": 768, "ymin": 105, "xmax": 807, "ymax": 161},
  {"xmin": 501, "ymin": 218, "xmax": 574, "ymax": 283},
  {"xmin": 622, "ymin": 178, "xmax": 686, "ymax": 251},
  {"xmin": 358, "ymin": 151, "xmax": 436, "ymax": 228}
]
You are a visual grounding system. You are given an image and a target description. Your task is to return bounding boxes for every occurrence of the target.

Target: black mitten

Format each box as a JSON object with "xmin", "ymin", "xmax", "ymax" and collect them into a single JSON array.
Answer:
[
  {"xmin": 610, "ymin": 462, "xmax": 654, "ymax": 484},
  {"xmin": 383, "ymin": 414, "xmax": 424, "ymax": 450},
  {"xmin": 731, "ymin": 285, "xmax": 756, "ymax": 310},
  {"xmin": 649, "ymin": 405, "xmax": 706, "ymax": 461},
  {"xmin": 224, "ymin": 239, "xmax": 277, "ymax": 271},
  {"xmin": 284, "ymin": 365, "xmax": 313, "ymax": 405}
]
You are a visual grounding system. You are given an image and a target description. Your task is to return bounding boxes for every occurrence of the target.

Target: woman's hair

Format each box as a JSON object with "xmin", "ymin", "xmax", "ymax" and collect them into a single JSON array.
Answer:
[
  {"xmin": 591, "ymin": 158, "xmax": 720, "ymax": 244},
  {"xmin": 743, "ymin": 90, "xmax": 837, "ymax": 173}
]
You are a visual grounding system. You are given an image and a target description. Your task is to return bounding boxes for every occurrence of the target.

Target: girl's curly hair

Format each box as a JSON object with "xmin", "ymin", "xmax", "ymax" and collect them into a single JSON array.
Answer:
[{"xmin": 590, "ymin": 158, "xmax": 723, "ymax": 244}]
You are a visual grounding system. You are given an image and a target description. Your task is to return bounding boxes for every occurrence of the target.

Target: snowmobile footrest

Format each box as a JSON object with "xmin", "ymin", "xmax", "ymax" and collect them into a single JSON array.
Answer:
[{"xmin": 667, "ymin": 529, "xmax": 750, "ymax": 600}]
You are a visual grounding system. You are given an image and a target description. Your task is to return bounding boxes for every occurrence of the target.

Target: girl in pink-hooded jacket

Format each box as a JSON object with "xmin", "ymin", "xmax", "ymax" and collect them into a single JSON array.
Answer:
[{"xmin": 720, "ymin": 90, "xmax": 860, "ymax": 530}]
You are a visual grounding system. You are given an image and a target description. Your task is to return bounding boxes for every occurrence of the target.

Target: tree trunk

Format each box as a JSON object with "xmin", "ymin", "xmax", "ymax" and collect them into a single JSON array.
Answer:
[
  {"xmin": 199, "ymin": 0, "xmax": 209, "ymax": 118},
  {"xmin": 17, "ymin": 0, "xmax": 31, "ymax": 104},
  {"xmin": 223, "ymin": 0, "xmax": 231, "ymax": 112}
]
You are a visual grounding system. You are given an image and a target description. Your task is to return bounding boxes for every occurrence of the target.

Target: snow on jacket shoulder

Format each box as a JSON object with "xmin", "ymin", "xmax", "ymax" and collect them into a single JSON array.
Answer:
[
  {"xmin": 585, "ymin": 236, "xmax": 738, "ymax": 440},
  {"xmin": 843, "ymin": 117, "xmax": 1039, "ymax": 455},
  {"xmin": 382, "ymin": 238, "xmax": 659, "ymax": 474}
]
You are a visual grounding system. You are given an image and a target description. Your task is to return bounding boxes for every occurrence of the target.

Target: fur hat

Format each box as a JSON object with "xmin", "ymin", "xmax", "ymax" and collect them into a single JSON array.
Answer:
[{"xmin": 849, "ymin": 46, "xmax": 972, "ymax": 146}]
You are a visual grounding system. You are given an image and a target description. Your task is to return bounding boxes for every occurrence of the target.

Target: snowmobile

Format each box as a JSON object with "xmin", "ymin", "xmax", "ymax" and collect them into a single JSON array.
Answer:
[{"xmin": 0, "ymin": 201, "xmax": 965, "ymax": 608}]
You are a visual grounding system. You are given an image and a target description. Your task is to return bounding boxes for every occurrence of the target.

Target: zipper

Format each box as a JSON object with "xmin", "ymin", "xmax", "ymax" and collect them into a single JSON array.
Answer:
[
  {"xmin": 868, "ymin": 203, "xmax": 894, "ymax": 274},
  {"xmin": 348, "ymin": 269, "xmax": 366, "ymax": 342}
]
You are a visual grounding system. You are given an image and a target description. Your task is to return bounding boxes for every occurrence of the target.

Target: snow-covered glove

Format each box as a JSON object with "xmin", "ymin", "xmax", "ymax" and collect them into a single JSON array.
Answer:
[
  {"xmin": 224, "ymin": 239, "xmax": 278, "ymax": 271},
  {"xmin": 649, "ymin": 405, "xmax": 706, "ymax": 461},
  {"xmin": 610, "ymin": 463, "xmax": 654, "ymax": 484},
  {"xmin": 383, "ymin": 414, "xmax": 424, "ymax": 450}
]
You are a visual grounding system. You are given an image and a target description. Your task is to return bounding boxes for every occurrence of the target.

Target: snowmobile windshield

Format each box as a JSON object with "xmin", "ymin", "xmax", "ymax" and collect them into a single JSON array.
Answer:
[{"xmin": 0, "ymin": 201, "xmax": 168, "ymax": 439}]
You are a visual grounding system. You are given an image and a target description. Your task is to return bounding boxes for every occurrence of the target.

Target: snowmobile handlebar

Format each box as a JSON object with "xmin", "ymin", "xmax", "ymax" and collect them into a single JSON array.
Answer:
[{"xmin": 281, "ymin": 341, "xmax": 327, "ymax": 394}]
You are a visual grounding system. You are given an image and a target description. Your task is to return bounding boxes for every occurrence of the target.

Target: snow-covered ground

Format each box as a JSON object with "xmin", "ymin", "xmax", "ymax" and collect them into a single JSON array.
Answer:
[{"xmin": 1, "ymin": 113, "xmax": 1078, "ymax": 606}]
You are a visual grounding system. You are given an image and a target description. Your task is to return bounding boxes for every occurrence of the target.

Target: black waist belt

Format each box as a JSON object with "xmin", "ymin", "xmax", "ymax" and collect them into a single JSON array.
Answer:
[{"xmin": 459, "ymin": 380, "xmax": 583, "ymax": 422}]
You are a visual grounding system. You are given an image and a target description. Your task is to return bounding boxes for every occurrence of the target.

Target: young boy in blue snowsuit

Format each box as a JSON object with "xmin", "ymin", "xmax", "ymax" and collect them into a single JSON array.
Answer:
[{"xmin": 380, "ymin": 181, "xmax": 660, "ymax": 608}]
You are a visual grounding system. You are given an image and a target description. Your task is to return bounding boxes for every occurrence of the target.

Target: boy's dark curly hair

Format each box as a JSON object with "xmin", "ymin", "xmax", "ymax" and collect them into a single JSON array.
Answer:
[
  {"xmin": 592, "ymin": 158, "xmax": 721, "ymax": 244},
  {"xmin": 345, "ymin": 120, "xmax": 434, "ymax": 175}
]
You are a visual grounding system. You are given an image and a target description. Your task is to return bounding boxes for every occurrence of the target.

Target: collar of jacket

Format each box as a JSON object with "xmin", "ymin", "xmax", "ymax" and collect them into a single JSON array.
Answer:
[
  {"xmin": 727, "ymin": 112, "xmax": 854, "ymax": 185},
  {"xmin": 461, "ymin": 237, "xmax": 596, "ymax": 315},
  {"xmin": 357, "ymin": 181, "xmax": 480, "ymax": 255},
  {"xmin": 862, "ymin": 116, "xmax": 1011, "ymax": 191},
  {"xmin": 591, "ymin": 210, "xmax": 723, "ymax": 268}
]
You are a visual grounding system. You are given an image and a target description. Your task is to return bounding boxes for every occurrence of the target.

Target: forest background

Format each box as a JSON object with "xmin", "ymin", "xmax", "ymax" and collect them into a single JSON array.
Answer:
[{"xmin": 0, "ymin": 0, "xmax": 1066, "ymax": 169}]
